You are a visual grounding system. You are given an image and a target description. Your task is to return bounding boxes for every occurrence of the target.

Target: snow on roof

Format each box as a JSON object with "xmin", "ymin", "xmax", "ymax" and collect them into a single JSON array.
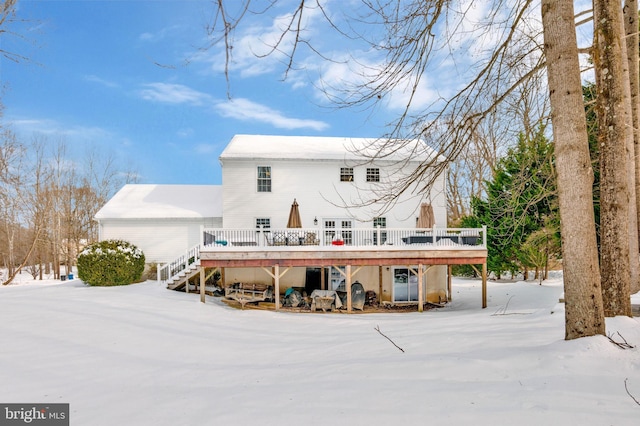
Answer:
[
  {"xmin": 95, "ymin": 184, "xmax": 222, "ymax": 220},
  {"xmin": 219, "ymin": 134, "xmax": 442, "ymax": 162}
]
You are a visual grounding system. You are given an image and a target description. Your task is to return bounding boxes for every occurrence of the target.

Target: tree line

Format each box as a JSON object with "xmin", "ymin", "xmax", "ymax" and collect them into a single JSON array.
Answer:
[{"xmin": 0, "ymin": 122, "xmax": 137, "ymax": 285}]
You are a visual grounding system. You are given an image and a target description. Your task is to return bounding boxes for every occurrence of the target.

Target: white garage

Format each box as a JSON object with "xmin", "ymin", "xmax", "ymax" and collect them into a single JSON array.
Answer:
[{"xmin": 95, "ymin": 184, "xmax": 222, "ymax": 263}]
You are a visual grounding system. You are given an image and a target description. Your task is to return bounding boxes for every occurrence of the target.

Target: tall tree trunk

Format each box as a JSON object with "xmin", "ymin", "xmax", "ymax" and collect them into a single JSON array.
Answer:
[
  {"xmin": 594, "ymin": 0, "xmax": 634, "ymax": 317},
  {"xmin": 541, "ymin": 0, "xmax": 605, "ymax": 339},
  {"xmin": 623, "ymin": 0, "xmax": 640, "ymax": 295}
]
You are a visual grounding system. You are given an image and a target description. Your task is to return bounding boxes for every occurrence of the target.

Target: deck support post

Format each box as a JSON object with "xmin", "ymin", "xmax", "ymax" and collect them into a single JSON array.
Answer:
[
  {"xmin": 274, "ymin": 264, "xmax": 280, "ymax": 311},
  {"xmin": 482, "ymin": 262, "xmax": 487, "ymax": 308},
  {"xmin": 262, "ymin": 265, "xmax": 291, "ymax": 311},
  {"xmin": 346, "ymin": 264, "xmax": 352, "ymax": 312},
  {"xmin": 447, "ymin": 265, "xmax": 453, "ymax": 301},
  {"xmin": 378, "ymin": 266, "xmax": 383, "ymax": 305},
  {"xmin": 200, "ymin": 267, "xmax": 206, "ymax": 303},
  {"xmin": 418, "ymin": 263, "xmax": 424, "ymax": 312}
]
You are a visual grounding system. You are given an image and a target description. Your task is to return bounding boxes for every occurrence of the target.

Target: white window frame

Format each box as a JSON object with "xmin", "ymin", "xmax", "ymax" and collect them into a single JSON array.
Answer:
[{"xmin": 257, "ymin": 166, "xmax": 271, "ymax": 192}]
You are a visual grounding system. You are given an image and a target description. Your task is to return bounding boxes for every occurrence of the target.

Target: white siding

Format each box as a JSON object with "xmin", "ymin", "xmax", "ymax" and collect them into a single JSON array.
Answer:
[
  {"xmin": 222, "ymin": 158, "xmax": 447, "ymax": 229},
  {"xmin": 99, "ymin": 217, "xmax": 220, "ymax": 263}
]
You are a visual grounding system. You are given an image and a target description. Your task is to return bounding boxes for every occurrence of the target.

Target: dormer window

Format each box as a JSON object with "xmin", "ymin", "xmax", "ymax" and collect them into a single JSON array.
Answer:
[{"xmin": 340, "ymin": 167, "xmax": 354, "ymax": 182}]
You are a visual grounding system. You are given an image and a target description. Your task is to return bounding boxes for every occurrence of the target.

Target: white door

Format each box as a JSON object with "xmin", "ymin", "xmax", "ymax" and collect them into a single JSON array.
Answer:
[{"xmin": 323, "ymin": 219, "xmax": 353, "ymax": 245}]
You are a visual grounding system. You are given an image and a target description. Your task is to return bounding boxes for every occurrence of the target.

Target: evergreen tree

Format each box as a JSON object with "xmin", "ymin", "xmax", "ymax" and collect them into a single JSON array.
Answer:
[{"xmin": 468, "ymin": 125, "xmax": 559, "ymax": 278}]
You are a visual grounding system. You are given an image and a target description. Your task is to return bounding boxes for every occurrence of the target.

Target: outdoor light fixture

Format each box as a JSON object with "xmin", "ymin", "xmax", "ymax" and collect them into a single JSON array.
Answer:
[{"xmin": 313, "ymin": 217, "xmax": 318, "ymax": 225}]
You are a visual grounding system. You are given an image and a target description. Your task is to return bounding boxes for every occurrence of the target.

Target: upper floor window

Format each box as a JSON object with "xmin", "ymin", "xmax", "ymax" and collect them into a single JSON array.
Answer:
[
  {"xmin": 257, "ymin": 166, "xmax": 271, "ymax": 192},
  {"xmin": 366, "ymin": 168, "xmax": 380, "ymax": 182},
  {"xmin": 340, "ymin": 167, "xmax": 354, "ymax": 182}
]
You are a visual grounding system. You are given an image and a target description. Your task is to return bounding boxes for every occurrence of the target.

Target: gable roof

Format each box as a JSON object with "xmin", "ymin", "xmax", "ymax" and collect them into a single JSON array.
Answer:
[
  {"xmin": 95, "ymin": 184, "xmax": 222, "ymax": 220},
  {"xmin": 219, "ymin": 134, "xmax": 442, "ymax": 162}
]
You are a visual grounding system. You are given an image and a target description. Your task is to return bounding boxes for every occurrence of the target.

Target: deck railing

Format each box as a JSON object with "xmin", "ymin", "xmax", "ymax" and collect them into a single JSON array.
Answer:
[
  {"xmin": 201, "ymin": 226, "xmax": 487, "ymax": 249},
  {"xmin": 158, "ymin": 226, "xmax": 487, "ymax": 284}
]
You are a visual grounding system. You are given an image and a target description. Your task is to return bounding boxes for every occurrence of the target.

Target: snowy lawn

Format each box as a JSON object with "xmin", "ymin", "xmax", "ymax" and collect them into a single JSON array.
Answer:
[{"xmin": 1, "ymin": 273, "xmax": 639, "ymax": 425}]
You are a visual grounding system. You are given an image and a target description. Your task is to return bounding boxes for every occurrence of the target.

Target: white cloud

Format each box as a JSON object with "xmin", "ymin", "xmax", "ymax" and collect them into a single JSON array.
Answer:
[
  {"xmin": 9, "ymin": 117, "xmax": 112, "ymax": 141},
  {"xmin": 189, "ymin": 1, "xmax": 478, "ymax": 115},
  {"xmin": 84, "ymin": 74, "xmax": 119, "ymax": 89},
  {"xmin": 138, "ymin": 25, "xmax": 181, "ymax": 43},
  {"xmin": 195, "ymin": 143, "xmax": 216, "ymax": 154},
  {"xmin": 306, "ymin": 50, "xmax": 441, "ymax": 112},
  {"xmin": 194, "ymin": 3, "xmax": 327, "ymax": 79},
  {"xmin": 176, "ymin": 128, "xmax": 194, "ymax": 138},
  {"xmin": 138, "ymin": 83, "xmax": 213, "ymax": 105},
  {"xmin": 214, "ymin": 97, "xmax": 329, "ymax": 131}
]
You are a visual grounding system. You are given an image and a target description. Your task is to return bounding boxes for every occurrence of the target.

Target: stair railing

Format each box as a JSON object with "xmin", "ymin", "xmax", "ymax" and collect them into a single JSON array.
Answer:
[{"xmin": 157, "ymin": 244, "xmax": 201, "ymax": 284}]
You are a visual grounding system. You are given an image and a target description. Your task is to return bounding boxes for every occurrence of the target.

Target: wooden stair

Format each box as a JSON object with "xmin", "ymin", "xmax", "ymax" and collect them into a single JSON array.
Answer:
[
  {"xmin": 166, "ymin": 259, "xmax": 201, "ymax": 291},
  {"xmin": 159, "ymin": 244, "xmax": 202, "ymax": 292}
]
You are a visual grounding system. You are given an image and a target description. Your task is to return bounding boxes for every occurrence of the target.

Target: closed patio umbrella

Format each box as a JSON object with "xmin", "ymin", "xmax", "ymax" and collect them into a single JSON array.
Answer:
[
  {"xmin": 417, "ymin": 203, "xmax": 434, "ymax": 228},
  {"xmin": 287, "ymin": 199, "xmax": 302, "ymax": 228}
]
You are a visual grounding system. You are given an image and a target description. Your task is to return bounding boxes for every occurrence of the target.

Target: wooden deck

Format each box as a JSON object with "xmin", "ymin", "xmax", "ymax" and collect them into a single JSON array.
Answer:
[
  {"xmin": 199, "ymin": 245, "xmax": 487, "ymax": 268},
  {"xmin": 160, "ymin": 226, "xmax": 489, "ymax": 312},
  {"xmin": 199, "ymin": 245, "xmax": 488, "ymax": 312}
]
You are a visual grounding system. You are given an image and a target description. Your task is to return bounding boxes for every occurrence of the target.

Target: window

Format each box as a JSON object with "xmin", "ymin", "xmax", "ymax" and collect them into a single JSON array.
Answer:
[
  {"xmin": 324, "ymin": 220, "xmax": 336, "ymax": 244},
  {"xmin": 393, "ymin": 268, "xmax": 419, "ymax": 302},
  {"xmin": 323, "ymin": 219, "xmax": 353, "ymax": 245},
  {"xmin": 373, "ymin": 217, "xmax": 387, "ymax": 245},
  {"xmin": 255, "ymin": 218, "xmax": 271, "ymax": 230},
  {"xmin": 341, "ymin": 220, "xmax": 353, "ymax": 245},
  {"xmin": 373, "ymin": 217, "xmax": 386, "ymax": 228},
  {"xmin": 366, "ymin": 168, "xmax": 380, "ymax": 182},
  {"xmin": 257, "ymin": 166, "xmax": 271, "ymax": 192},
  {"xmin": 340, "ymin": 167, "xmax": 354, "ymax": 182}
]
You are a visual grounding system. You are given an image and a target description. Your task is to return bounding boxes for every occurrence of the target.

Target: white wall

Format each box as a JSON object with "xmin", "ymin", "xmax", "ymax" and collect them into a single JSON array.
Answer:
[
  {"xmin": 99, "ymin": 217, "xmax": 221, "ymax": 263},
  {"xmin": 221, "ymin": 158, "xmax": 446, "ymax": 229}
]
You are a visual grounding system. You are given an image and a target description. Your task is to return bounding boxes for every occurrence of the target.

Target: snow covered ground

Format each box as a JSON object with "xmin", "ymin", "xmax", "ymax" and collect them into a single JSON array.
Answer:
[{"xmin": 1, "ymin": 272, "xmax": 639, "ymax": 425}]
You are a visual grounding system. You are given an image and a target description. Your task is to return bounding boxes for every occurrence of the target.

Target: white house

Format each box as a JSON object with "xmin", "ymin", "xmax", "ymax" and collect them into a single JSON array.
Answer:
[
  {"xmin": 219, "ymin": 134, "xmax": 447, "ymax": 230},
  {"xmin": 96, "ymin": 135, "xmax": 487, "ymax": 310},
  {"xmin": 94, "ymin": 184, "xmax": 222, "ymax": 263}
]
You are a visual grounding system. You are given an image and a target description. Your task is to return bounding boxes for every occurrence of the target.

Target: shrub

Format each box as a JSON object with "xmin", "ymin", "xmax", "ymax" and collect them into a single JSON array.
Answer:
[{"xmin": 77, "ymin": 240, "xmax": 145, "ymax": 286}]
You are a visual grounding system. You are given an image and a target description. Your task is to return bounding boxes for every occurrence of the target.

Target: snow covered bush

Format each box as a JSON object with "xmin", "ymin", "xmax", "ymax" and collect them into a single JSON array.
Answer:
[{"xmin": 77, "ymin": 240, "xmax": 145, "ymax": 286}]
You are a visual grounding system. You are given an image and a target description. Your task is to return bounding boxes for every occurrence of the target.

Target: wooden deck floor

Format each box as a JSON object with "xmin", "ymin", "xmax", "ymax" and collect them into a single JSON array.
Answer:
[{"xmin": 199, "ymin": 245, "xmax": 487, "ymax": 268}]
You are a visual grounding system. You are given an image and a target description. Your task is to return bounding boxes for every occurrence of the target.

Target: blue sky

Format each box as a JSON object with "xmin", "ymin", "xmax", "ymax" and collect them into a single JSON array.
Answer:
[
  {"xmin": 2, "ymin": 0, "xmax": 401, "ymax": 185},
  {"xmin": 2, "ymin": 1, "xmax": 594, "ymax": 186}
]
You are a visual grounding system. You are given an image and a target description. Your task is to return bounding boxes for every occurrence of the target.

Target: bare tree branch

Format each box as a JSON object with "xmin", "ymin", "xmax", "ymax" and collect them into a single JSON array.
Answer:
[
  {"xmin": 625, "ymin": 378, "xmax": 640, "ymax": 406},
  {"xmin": 374, "ymin": 325, "xmax": 404, "ymax": 353}
]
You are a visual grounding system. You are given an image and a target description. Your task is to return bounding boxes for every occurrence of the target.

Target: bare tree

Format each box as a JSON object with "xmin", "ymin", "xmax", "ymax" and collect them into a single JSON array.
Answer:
[
  {"xmin": 624, "ymin": 0, "xmax": 640, "ymax": 295},
  {"xmin": 448, "ymin": 65, "xmax": 551, "ymax": 223},
  {"xmin": 204, "ymin": 0, "xmax": 616, "ymax": 338},
  {"xmin": 0, "ymin": 0, "xmax": 31, "ymax": 64},
  {"xmin": 0, "ymin": 126, "xmax": 24, "ymax": 279},
  {"xmin": 593, "ymin": 0, "xmax": 634, "ymax": 317},
  {"xmin": 205, "ymin": 1, "xmax": 546, "ymax": 211},
  {"xmin": 541, "ymin": 0, "xmax": 605, "ymax": 338}
]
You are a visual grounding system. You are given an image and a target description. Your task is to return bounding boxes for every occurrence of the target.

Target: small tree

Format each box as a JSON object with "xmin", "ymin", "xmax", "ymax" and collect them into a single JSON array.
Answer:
[
  {"xmin": 77, "ymin": 240, "xmax": 145, "ymax": 287},
  {"xmin": 519, "ymin": 224, "xmax": 561, "ymax": 282}
]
